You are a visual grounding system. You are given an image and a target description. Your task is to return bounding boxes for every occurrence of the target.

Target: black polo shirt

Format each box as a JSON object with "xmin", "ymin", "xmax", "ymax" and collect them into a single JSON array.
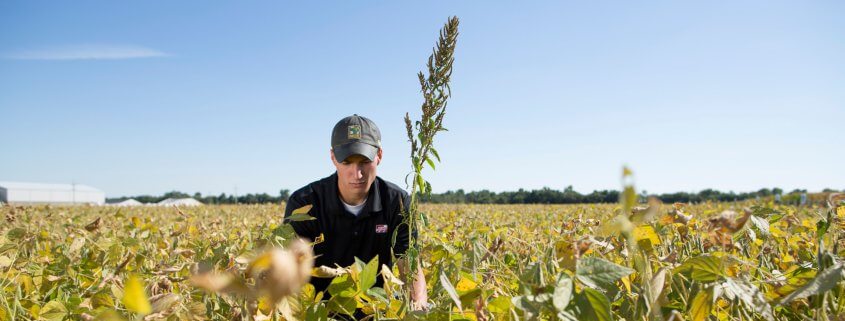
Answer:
[{"xmin": 284, "ymin": 173, "xmax": 411, "ymax": 294}]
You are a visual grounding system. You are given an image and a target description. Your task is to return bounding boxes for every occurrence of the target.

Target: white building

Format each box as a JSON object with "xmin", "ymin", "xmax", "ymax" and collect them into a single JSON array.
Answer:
[
  {"xmin": 157, "ymin": 198, "xmax": 203, "ymax": 207},
  {"xmin": 0, "ymin": 181, "xmax": 105, "ymax": 205},
  {"xmin": 112, "ymin": 198, "xmax": 143, "ymax": 206}
]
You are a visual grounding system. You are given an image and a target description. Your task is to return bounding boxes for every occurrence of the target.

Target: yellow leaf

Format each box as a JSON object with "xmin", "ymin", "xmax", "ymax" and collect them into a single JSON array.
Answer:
[
  {"xmin": 0, "ymin": 305, "xmax": 8, "ymax": 321},
  {"xmin": 620, "ymin": 275, "xmax": 632, "ymax": 294},
  {"xmin": 555, "ymin": 241, "xmax": 576, "ymax": 270},
  {"xmin": 292, "ymin": 204, "xmax": 313, "ymax": 215},
  {"xmin": 455, "ymin": 276, "xmax": 477, "ymax": 292},
  {"xmin": 122, "ymin": 274, "xmax": 151, "ymax": 315},
  {"xmin": 257, "ymin": 296, "xmax": 273, "ymax": 314},
  {"xmin": 690, "ymin": 287, "xmax": 713, "ymax": 321},
  {"xmin": 246, "ymin": 251, "xmax": 273, "ymax": 275},
  {"xmin": 380, "ymin": 264, "xmax": 404, "ymax": 286},
  {"xmin": 770, "ymin": 226, "xmax": 786, "ymax": 238},
  {"xmin": 633, "ymin": 225, "xmax": 661, "ymax": 246}
]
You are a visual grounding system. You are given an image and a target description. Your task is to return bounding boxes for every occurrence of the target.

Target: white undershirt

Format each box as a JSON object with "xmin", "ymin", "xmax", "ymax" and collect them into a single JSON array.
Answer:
[{"xmin": 341, "ymin": 199, "xmax": 366, "ymax": 216}]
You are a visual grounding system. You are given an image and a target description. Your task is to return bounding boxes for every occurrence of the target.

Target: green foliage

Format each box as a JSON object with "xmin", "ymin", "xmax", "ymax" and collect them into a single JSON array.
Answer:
[{"xmin": 576, "ymin": 257, "xmax": 634, "ymax": 291}]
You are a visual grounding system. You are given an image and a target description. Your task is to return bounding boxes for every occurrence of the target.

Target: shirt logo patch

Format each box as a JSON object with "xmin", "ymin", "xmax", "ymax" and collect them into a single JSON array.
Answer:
[
  {"xmin": 348, "ymin": 125, "xmax": 362, "ymax": 139},
  {"xmin": 375, "ymin": 224, "xmax": 388, "ymax": 234}
]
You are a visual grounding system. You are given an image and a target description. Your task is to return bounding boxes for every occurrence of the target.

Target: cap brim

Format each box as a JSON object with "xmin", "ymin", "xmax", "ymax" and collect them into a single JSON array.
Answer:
[{"xmin": 333, "ymin": 142, "xmax": 379, "ymax": 162}]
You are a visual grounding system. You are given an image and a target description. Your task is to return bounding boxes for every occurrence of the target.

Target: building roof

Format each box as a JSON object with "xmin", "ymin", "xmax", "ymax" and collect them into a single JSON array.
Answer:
[
  {"xmin": 112, "ymin": 199, "xmax": 143, "ymax": 206},
  {"xmin": 157, "ymin": 198, "xmax": 203, "ymax": 206},
  {"xmin": 0, "ymin": 181, "xmax": 103, "ymax": 193}
]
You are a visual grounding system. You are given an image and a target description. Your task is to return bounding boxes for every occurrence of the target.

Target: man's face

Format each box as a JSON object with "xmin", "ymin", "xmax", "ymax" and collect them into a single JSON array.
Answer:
[{"xmin": 331, "ymin": 149, "xmax": 382, "ymax": 204}]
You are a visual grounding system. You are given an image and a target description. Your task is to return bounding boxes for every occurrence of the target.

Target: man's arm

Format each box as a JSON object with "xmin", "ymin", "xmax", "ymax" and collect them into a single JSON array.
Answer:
[
  {"xmin": 393, "ymin": 193, "xmax": 428, "ymax": 310},
  {"xmin": 283, "ymin": 189, "xmax": 319, "ymax": 241}
]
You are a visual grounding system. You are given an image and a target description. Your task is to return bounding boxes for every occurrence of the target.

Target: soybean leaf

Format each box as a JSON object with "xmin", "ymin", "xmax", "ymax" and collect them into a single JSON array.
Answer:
[
  {"xmin": 359, "ymin": 256, "xmax": 379, "ymax": 292},
  {"xmin": 689, "ymin": 286, "xmax": 713, "ymax": 321},
  {"xmin": 675, "ymin": 255, "xmax": 723, "ymax": 282},
  {"xmin": 287, "ymin": 204, "xmax": 315, "ymax": 222},
  {"xmin": 39, "ymin": 301, "xmax": 67, "ymax": 321},
  {"xmin": 718, "ymin": 278, "xmax": 774, "ymax": 321},
  {"xmin": 575, "ymin": 288, "xmax": 611, "ymax": 321},
  {"xmin": 553, "ymin": 274, "xmax": 574, "ymax": 313},
  {"xmin": 576, "ymin": 257, "xmax": 635, "ymax": 291},
  {"xmin": 122, "ymin": 274, "xmax": 151, "ymax": 315},
  {"xmin": 779, "ymin": 263, "xmax": 845, "ymax": 305},
  {"xmin": 440, "ymin": 272, "xmax": 463, "ymax": 311},
  {"xmin": 748, "ymin": 215, "xmax": 770, "ymax": 237}
]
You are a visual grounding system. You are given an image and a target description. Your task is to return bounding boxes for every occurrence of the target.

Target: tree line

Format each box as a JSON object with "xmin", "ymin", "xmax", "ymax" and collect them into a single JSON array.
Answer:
[
  {"xmin": 420, "ymin": 186, "xmax": 841, "ymax": 204},
  {"xmin": 108, "ymin": 187, "xmax": 840, "ymax": 205},
  {"xmin": 107, "ymin": 189, "xmax": 291, "ymax": 205}
]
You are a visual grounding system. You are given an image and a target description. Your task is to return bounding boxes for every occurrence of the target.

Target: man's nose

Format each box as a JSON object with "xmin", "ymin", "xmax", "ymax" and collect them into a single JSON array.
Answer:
[{"xmin": 355, "ymin": 166, "xmax": 364, "ymax": 179}]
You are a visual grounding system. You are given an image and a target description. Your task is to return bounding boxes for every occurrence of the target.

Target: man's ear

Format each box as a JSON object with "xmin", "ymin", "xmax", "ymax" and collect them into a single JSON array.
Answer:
[
  {"xmin": 376, "ymin": 148, "xmax": 383, "ymax": 165},
  {"xmin": 330, "ymin": 149, "xmax": 338, "ymax": 164}
]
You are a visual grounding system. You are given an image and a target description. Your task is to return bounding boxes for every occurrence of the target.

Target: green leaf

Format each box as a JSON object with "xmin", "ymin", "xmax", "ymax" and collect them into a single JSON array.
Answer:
[
  {"xmin": 675, "ymin": 255, "xmax": 723, "ymax": 282},
  {"xmin": 39, "ymin": 301, "xmax": 67, "ymax": 321},
  {"xmin": 359, "ymin": 256, "xmax": 379, "ymax": 291},
  {"xmin": 305, "ymin": 302, "xmax": 329, "ymax": 321},
  {"xmin": 553, "ymin": 274, "xmax": 574, "ymax": 313},
  {"xmin": 327, "ymin": 295, "xmax": 356, "ymax": 317},
  {"xmin": 6, "ymin": 228, "xmax": 26, "ymax": 241},
  {"xmin": 576, "ymin": 257, "xmax": 634, "ymax": 291},
  {"xmin": 487, "ymin": 296, "xmax": 512, "ymax": 314},
  {"xmin": 365, "ymin": 287, "xmax": 388, "ymax": 303},
  {"xmin": 430, "ymin": 147, "xmax": 441, "ymax": 162},
  {"xmin": 416, "ymin": 175, "xmax": 426, "ymax": 192},
  {"xmin": 689, "ymin": 286, "xmax": 713, "ymax": 321},
  {"xmin": 817, "ymin": 218, "xmax": 831, "ymax": 239},
  {"xmin": 779, "ymin": 263, "xmax": 845, "ymax": 305},
  {"xmin": 92, "ymin": 291, "xmax": 115, "ymax": 308},
  {"xmin": 327, "ymin": 274, "xmax": 356, "ymax": 298},
  {"xmin": 121, "ymin": 274, "xmax": 151, "ymax": 315},
  {"xmin": 425, "ymin": 157, "xmax": 436, "ymax": 170},
  {"xmin": 440, "ymin": 272, "xmax": 463, "ymax": 311},
  {"xmin": 287, "ymin": 204, "xmax": 315, "ymax": 222},
  {"xmin": 575, "ymin": 288, "xmax": 611, "ymax": 321},
  {"xmin": 750, "ymin": 206, "xmax": 781, "ymax": 217},
  {"xmin": 286, "ymin": 213, "xmax": 316, "ymax": 222}
]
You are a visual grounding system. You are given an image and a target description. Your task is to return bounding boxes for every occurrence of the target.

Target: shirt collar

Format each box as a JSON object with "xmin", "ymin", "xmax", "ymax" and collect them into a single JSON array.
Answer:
[{"xmin": 330, "ymin": 173, "xmax": 383, "ymax": 216}]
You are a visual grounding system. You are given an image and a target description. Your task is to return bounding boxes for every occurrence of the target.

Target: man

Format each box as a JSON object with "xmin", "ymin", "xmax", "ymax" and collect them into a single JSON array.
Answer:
[{"xmin": 284, "ymin": 114, "xmax": 427, "ymax": 311}]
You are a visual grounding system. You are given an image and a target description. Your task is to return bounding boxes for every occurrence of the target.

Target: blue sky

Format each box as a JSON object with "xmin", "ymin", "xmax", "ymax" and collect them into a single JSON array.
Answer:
[{"xmin": 1, "ymin": 1, "xmax": 843, "ymax": 197}]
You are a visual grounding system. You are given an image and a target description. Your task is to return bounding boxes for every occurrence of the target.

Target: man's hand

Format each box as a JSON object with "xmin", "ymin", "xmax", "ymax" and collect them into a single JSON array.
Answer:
[{"xmin": 397, "ymin": 258, "xmax": 429, "ymax": 311}]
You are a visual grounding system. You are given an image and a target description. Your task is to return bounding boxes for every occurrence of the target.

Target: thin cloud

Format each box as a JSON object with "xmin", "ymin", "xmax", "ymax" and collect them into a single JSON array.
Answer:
[{"xmin": 3, "ymin": 44, "xmax": 169, "ymax": 60}]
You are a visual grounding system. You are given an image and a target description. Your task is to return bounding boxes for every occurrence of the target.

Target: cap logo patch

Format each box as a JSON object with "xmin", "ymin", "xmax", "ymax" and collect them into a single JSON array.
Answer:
[
  {"xmin": 348, "ymin": 125, "xmax": 361, "ymax": 139},
  {"xmin": 375, "ymin": 224, "xmax": 388, "ymax": 234}
]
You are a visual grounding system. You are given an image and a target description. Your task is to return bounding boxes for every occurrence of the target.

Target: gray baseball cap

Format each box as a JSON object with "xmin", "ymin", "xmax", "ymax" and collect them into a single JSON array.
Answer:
[{"xmin": 331, "ymin": 114, "xmax": 381, "ymax": 162}]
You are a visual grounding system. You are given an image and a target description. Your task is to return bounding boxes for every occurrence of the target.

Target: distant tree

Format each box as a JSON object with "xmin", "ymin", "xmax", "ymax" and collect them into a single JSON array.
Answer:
[{"xmin": 280, "ymin": 189, "xmax": 290, "ymax": 202}]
